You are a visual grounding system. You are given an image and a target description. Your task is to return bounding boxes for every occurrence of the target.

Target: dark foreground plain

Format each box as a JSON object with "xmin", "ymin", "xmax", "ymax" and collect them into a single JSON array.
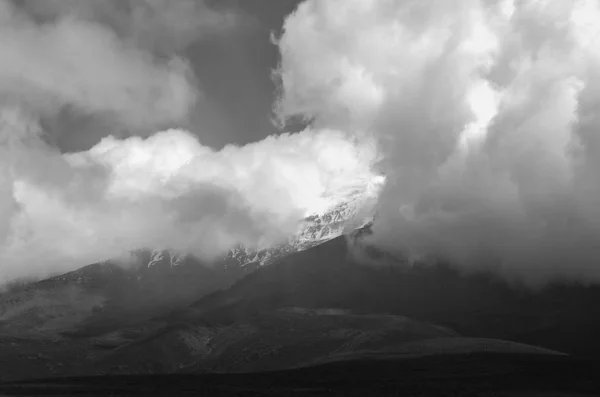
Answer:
[{"xmin": 1, "ymin": 353, "xmax": 599, "ymax": 396}]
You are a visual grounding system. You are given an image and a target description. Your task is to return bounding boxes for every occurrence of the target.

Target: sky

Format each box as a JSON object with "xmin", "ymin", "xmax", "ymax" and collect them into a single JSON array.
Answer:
[{"xmin": 2, "ymin": 0, "xmax": 600, "ymax": 287}]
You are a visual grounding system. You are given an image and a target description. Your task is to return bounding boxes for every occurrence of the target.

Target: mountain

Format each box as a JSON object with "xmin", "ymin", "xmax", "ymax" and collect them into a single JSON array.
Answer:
[
  {"xmin": 0, "ymin": 302, "xmax": 567, "ymax": 383},
  {"xmin": 33, "ymin": 229, "xmax": 592, "ymax": 378},
  {"xmin": 0, "ymin": 254, "xmax": 231, "ymax": 338},
  {"xmin": 215, "ymin": 191, "xmax": 377, "ymax": 271},
  {"xmin": 3, "ymin": 187, "xmax": 600, "ymax": 386},
  {"xmin": 0, "ymin": 193, "xmax": 375, "ymax": 340},
  {"xmin": 167, "ymin": 234, "xmax": 600, "ymax": 358},
  {"xmin": 102, "ymin": 185, "xmax": 377, "ymax": 274},
  {"xmin": 2, "ymin": 226, "xmax": 600, "ymax": 386},
  {"xmin": 95, "ymin": 308, "xmax": 460, "ymax": 375}
]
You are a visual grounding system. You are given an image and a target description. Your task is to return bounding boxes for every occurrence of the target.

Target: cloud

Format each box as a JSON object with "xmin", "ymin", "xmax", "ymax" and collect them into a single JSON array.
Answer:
[
  {"xmin": 275, "ymin": 0, "xmax": 600, "ymax": 284},
  {"xmin": 0, "ymin": 126, "xmax": 380, "ymax": 283},
  {"xmin": 16, "ymin": 0, "xmax": 244, "ymax": 54},
  {"xmin": 0, "ymin": 0, "xmax": 198, "ymax": 132}
]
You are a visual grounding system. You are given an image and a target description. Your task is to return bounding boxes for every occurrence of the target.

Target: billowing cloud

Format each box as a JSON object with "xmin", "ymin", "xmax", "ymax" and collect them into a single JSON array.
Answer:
[
  {"xmin": 275, "ymin": 0, "xmax": 600, "ymax": 284},
  {"xmin": 0, "ymin": 124, "xmax": 380, "ymax": 282}
]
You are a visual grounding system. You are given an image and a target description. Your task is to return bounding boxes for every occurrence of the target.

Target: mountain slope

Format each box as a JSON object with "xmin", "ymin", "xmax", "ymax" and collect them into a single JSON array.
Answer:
[
  {"xmin": 96, "ymin": 308, "xmax": 460, "ymax": 375},
  {"xmin": 0, "ymin": 255, "xmax": 232, "ymax": 338},
  {"xmin": 0, "ymin": 195, "xmax": 374, "ymax": 339},
  {"xmin": 168, "ymin": 234, "xmax": 600, "ymax": 357},
  {"xmin": 2, "ymin": 226, "xmax": 599, "ymax": 382},
  {"xmin": 218, "ymin": 196, "xmax": 377, "ymax": 270}
]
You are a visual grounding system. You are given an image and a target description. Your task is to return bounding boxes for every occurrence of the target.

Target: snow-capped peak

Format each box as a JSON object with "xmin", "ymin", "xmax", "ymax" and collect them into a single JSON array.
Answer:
[
  {"xmin": 222, "ymin": 174, "xmax": 384, "ymax": 269},
  {"xmin": 147, "ymin": 250, "xmax": 184, "ymax": 268},
  {"xmin": 107, "ymin": 173, "xmax": 385, "ymax": 273}
]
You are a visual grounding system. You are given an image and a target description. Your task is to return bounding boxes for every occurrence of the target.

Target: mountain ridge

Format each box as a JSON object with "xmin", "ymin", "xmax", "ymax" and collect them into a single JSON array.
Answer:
[{"xmin": 104, "ymin": 191, "xmax": 378, "ymax": 275}]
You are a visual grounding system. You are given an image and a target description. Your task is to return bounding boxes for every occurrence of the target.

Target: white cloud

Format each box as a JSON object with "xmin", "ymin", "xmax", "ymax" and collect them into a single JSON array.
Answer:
[
  {"xmin": 275, "ymin": 0, "xmax": 600, "ymax": 284},
  {"xmin": 0, "ymin": 124, "xmax": 381, "ymax": 283}
]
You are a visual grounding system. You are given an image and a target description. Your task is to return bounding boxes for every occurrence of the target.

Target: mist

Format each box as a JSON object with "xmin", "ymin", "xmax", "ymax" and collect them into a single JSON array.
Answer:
[
  {"xmin": 0, "ymin": 0, "xmax": 381, "ymax": 283},
  {"xmin": 275, "ymin": 0, "xmax": 600, "ymax": 285}
]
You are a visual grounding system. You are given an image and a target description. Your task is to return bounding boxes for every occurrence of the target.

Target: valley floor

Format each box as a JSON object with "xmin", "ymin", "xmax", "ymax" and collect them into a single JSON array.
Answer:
[{"xmin": 1, "ymin": 353, "xmax": 599, "ymax": 396}]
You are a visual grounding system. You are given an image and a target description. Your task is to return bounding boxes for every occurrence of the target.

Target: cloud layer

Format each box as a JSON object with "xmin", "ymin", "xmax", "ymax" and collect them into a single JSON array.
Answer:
[{"xmin": 275, "ymin": 0, "xmax": 600, "ymax": 284}]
